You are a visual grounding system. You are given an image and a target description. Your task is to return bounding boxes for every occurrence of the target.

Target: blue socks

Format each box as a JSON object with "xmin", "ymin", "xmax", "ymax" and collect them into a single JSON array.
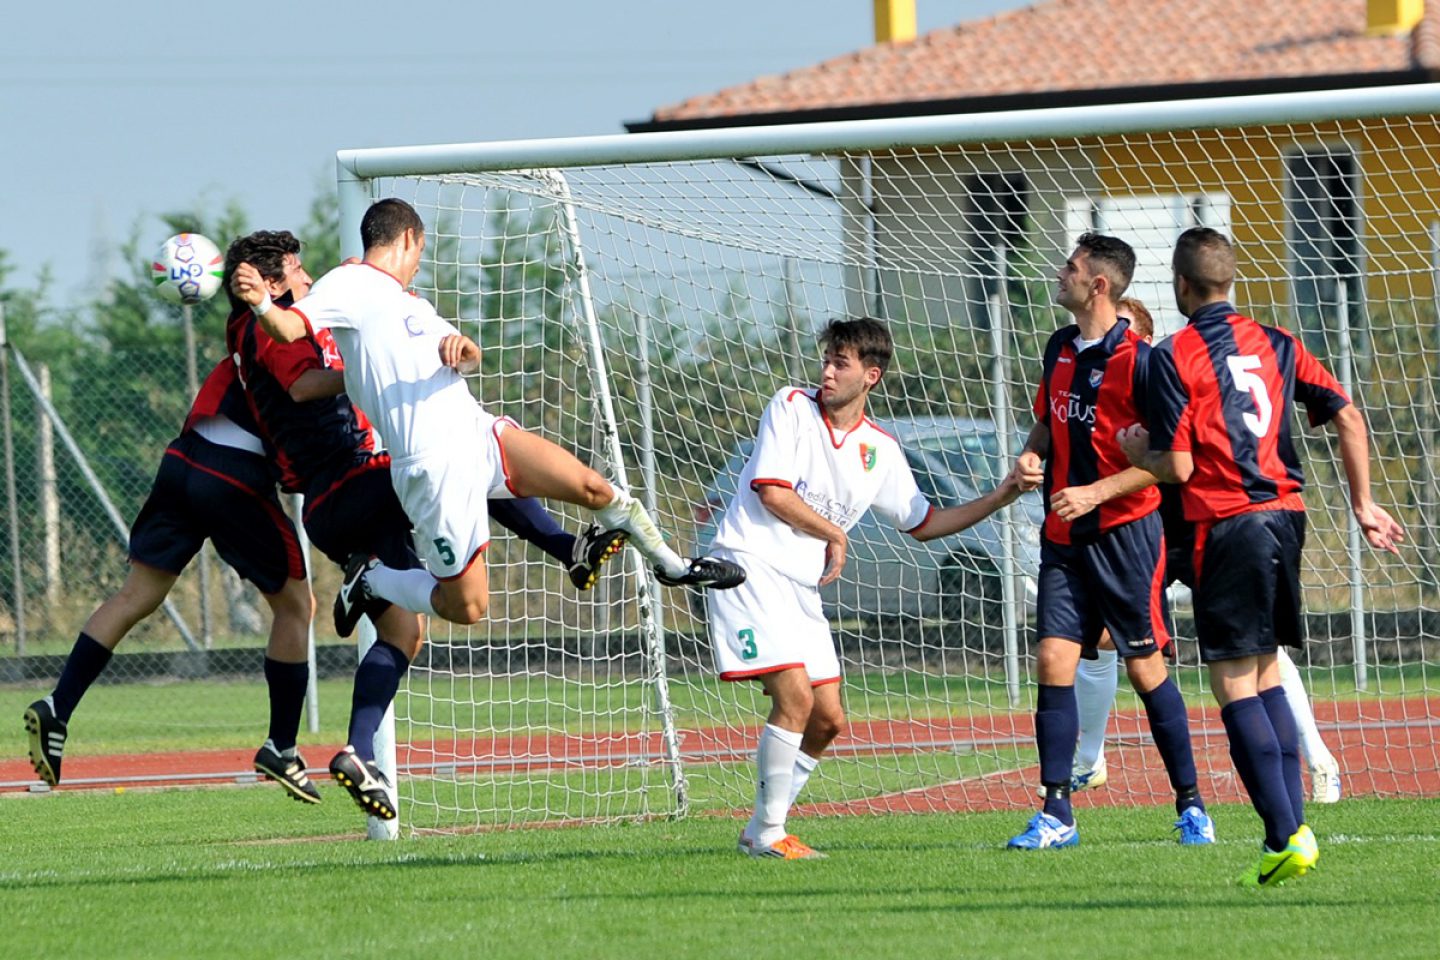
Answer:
[
  {"xmin": 1138, "ymin": 677, "xmax": 1205, "ymax": 815},
  {"xmin": 1035, "ymin": 684, "xmax": 1079, "ymax": 825},
  {"xmin": 1221, "ymin": 695, "xmax": 1299, "ymax": 851},
  {"xmin": 490, "ymin": 497, "xmax": 575, "ymax": 566},
  {"xmin": 263, "ymin": 657, "xmax": 310, "ymax": 753},
  {"xmin": 1260, "ymin": 685, "xmax": 1305, "ymax": 828},
  {"xmin": 51, "ymin": 632, "xmax": 113, "ymax": 722},
  {"xmin": 347, "ymin": 641, "xmax": 410, "ymax": 762}
]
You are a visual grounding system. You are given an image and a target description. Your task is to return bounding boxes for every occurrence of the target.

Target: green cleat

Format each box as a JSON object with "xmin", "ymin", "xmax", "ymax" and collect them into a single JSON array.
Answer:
[{"xmin": 1238, "ymin": 827, "xmax": 1319, "ymax": 888}]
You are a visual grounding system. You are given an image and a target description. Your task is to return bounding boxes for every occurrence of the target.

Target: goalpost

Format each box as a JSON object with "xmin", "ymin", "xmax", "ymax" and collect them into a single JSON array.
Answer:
[{"xmin": 338, "ymin": 84, "xmax": 1439, "ymax": 836}]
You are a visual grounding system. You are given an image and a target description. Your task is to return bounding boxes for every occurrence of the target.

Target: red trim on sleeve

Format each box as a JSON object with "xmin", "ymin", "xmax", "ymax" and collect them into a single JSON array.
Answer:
[
  {"xmin": 750, "ymin": 478, "xmax": 793, "ymax": 490},
  {"xmin": 903, "ymin": 503, "xmax": 936, "ymax": 535}
]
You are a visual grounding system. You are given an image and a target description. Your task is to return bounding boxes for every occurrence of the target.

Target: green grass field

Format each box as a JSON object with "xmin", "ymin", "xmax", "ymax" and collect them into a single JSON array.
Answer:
[{"xmin": 3, "ymin": 789, "xmax": 1437, "ymax": 959}]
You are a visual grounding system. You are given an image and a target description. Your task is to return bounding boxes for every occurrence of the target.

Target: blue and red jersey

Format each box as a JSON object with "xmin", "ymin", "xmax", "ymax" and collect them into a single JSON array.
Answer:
[
  {"xmin": 226, "ymin": 295, "xmax": 378, "ymax": 496},
  {"xmin": 182, "ymin": 356, "xmax": 263, "ymax": 437},
  {"xmin": 1032, "ymin": 320, "xmax": 1159, "ymax": 545},
  {"xmin": 1145, "ymin": 301, "xmax": 1350, "ymax": 523}
]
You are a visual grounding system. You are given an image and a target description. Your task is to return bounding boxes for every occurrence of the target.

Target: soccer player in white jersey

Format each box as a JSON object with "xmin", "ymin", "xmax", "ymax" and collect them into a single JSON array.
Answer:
[
  {"xmin": 230, "ymin": 198, "xmax": 743, "ymax": 634},
  {"xmin": 708, "ymin": 317, "xmax": 1025, "ymax": 859}
]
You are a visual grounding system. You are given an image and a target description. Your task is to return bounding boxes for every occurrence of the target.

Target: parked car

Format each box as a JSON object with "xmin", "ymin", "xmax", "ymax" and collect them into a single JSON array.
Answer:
[{"xmin": 691, "ymin": 415, "xmax": 1043, "ymax": 637}]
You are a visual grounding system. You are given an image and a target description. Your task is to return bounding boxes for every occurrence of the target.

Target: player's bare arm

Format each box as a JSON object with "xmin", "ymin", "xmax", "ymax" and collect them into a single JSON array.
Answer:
[
  {"xmin": 230, "ymin": 262, "xmax": 309, "ymax": 344},
  {"xmin": 1050, "ymin": 466, "xmax": 1157, "ymax": 523},
  {"xmin": 438, "ymin": 334, "xmax": 481, "ymax": 375},
  {"xmin": 1329, "ymin": 404, "xmax": 1406, "ymax": 554},
  {"xmin": 1117, "ymin": 423, "xmax": 1192, "ymax": 484},
  {"xmin": 754, "ymin": 484, "xmax": 848, "ymax": 586},
  {"xmin": 910, "ymin": 464, "xmax": 1025, "ymax": 542},
  {"xmin": 1016, "ymin": 421, "xmax": 1048, "ymax": 491},
  {"xmin": 288, "ymin": 369, "xmax": 345, "ymax": 403}
]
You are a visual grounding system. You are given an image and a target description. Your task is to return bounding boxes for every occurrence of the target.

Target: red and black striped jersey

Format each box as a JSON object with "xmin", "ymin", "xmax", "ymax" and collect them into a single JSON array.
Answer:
[
  {"xmin": 183, "ymin": 356, "xmax": 262, "ymax": 438},
  {"xmin": 1145, "ymin": 301, "xmax": 1350, "ymax": 523},
  {"xmin": 226, "ymin": 295, "xmax": 376, "ymax": 495},
  {"xmin": 1032, "ymin": 320, "xmax": 1159, "ymax": 545}
]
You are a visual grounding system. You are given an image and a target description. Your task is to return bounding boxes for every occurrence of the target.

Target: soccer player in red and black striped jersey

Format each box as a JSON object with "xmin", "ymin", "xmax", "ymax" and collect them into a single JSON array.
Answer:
[
  {"xmin": 1120, "ymin": 226, "xmax": 1404, "ymax": 885},
  {"xmin": 223, "ymin": 230, "xmax": 629, "ymax": 820},
  {"xmin": 1007, "ymin": 233, "xmax": 1212, "ymax": 851},
  {"xmin": 22, "ymin": 333, "xmax": 318, "ymax": 802}
]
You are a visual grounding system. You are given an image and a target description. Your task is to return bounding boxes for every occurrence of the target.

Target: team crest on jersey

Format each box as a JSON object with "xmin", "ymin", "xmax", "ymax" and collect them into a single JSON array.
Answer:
[
  {"xmin": 1089, "ymin": 369, "xmax": 1104, "ymax": 388},
  {"xmin": 859, "ymin": 443, "xmax": 877, "ymax": 472}
]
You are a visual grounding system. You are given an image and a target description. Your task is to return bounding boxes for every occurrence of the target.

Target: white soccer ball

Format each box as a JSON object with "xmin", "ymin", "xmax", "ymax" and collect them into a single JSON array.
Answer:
[{"xmin": 150, "ymin": 232, "xmax": 224, "ymax": 305}]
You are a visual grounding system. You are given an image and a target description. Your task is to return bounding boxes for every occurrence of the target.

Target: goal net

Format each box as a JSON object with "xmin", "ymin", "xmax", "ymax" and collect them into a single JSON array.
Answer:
[{"xmin": 340, "ymin": 86, "xmax": 1439, "ymax": 834}]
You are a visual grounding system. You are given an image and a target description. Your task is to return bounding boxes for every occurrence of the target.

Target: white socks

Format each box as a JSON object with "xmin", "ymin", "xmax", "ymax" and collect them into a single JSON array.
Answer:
[
  {"xmin": 367, "ymin": 564, "xmax": 438, "ymax": 617},
  {"xmin": 1276, "ymin": 647, "xmax": 1334, "ymax": 767},
  {"xmin": 787, "ymin": 751, "xmax": 819, "ymax": 807},
  {"xmin": 1074, "ymin": 648, "xmax": 1119, "ymax": 772},
  {"xmin": 744, "ymin": 724, "xmax": 802, "ymax": 845},
  {"xmin": 595, "ymin": 489, "xmax": 688, "ymax": 578}
]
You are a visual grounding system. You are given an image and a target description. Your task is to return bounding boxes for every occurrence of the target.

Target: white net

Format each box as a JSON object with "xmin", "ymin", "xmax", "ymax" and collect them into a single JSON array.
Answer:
[{"xmin": 365, "ymin": 101, "xmax": 1438, "ymax": 833}]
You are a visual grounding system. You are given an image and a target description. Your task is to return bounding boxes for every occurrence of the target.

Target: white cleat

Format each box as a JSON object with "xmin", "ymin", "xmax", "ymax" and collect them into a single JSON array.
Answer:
[{"xmin": 1309, "ymin": 756, "xmax": 1342, "ymax": 804}]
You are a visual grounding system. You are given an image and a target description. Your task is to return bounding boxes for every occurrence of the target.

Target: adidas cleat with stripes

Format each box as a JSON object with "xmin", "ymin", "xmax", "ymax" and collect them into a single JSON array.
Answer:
[
  {"xmin": 568, "ymin": 525, "xmax": 629, "ymax": 591},
  {"xmin": 23, "ymin": 697, "xmax": 67, "ymax": 787},
  {"xmin": 329, "ymin": 746, "xmax": 395, "ymax": 820},
  {"xmin": 254, "ymin": 740, "xmax": 321, "ymax": 804}
]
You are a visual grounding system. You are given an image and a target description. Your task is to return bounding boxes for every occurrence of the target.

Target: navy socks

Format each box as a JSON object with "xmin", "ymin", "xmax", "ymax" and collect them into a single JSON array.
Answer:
[
  {"xmin": 1221, "ymin": 695, "xmax": 1299, "ymax": 851},
  {"xmin": 348, "ymin": 641, "xmax": 411, "ymax": 762},
  {"xmin": 1138, "ymin": 677, "xmax": 1204, "ymax": 815},
  {"xmin": 51, "ymin": 632, "xmax": 113, "ymax": 722},
  {"xmin": 490, "ymin": 497, "xmax": 575, "ymax": 566},
  {"xmin": 1035, "ymin": 684, "xmax": 1079, "ymax": 825},
  {"xmin": 263, "ymin": 657, "xmax": 310, "ymax": 753}
]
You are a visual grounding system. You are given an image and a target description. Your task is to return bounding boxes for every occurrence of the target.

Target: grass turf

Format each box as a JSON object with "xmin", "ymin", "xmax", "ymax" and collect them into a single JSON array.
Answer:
[{"xmin": 2, "ymin": 789, "xmax": 1436, "ymax": 959}]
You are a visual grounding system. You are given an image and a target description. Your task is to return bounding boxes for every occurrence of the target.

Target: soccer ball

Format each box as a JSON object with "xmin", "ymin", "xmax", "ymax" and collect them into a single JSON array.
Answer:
[{"xmin": 150, "ymin": 233, "xmax": 224, "ymax": 305}]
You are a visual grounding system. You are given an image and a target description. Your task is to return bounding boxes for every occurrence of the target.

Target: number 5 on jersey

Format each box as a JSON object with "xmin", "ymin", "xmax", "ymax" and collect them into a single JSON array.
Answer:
[
  {"xmin": 1226, "ymin": 354, "xmax": 1274, "ymax": 438},
  {"xmin": 433, "ymin": 537, "xmax": 456, "ymax": 565}
]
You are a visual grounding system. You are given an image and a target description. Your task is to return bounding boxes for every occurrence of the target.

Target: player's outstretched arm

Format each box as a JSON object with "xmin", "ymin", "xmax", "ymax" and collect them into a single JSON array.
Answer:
[
  {"xmin": 229, "ymin": 262, "xmax": 309, "ymax": 344},
  {"xmin": 1330, "ymin": 404, "xmax": 1406, "ymax": 554},
  {"xmin": 755, "ymin": 485, "xmax": 847, "ymax": 586},
  {"xmin": 1117, "ymin": 423, "xmax": 1192, "ymax": 484},
  {"xmin": 288, "ymin": 369, "xmax": 345, "ymax": 402},
  {"xmin": 1050, "ymin": 466, "xmax": 1157, "ymax": 522},
  {"xmin": 1015, "ymin": 422, "xmax": 1048, "ymax": 492},
  {"xmin": 910, "ymin": 465, "xmax": 1025, "ymax": 542}
]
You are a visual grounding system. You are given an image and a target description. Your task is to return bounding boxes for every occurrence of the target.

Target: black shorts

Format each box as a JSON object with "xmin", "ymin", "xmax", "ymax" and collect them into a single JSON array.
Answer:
[
  {"xmin": 1192, "ymin": 508, "xmax": 1306, "ymax": 663},
  {"xmin": 129, "ymin": 433, "xmax": 304, "ymax": 595},
  {"xmin": 1037, "ymin": 510, "xmax": 1171, "ymax": 658},
  {"xmin": 302, "ymin": 454, "xmax": 421, "ymax": 572}
]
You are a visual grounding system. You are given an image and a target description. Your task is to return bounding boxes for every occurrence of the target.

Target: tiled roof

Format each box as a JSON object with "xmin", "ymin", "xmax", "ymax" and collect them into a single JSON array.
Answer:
[{"xmin": 645, "ymin": 0, "xmax": 1440, "ymax": 127}]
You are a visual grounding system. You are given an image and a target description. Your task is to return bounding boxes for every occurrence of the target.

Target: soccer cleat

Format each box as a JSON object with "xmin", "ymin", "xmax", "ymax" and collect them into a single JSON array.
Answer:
[
  {"xmin": 567, "ymin": 525, "xmax": 629, "ymax": 591},
  {"xmin": 1173, "ymin": 805, "xmax": 1216, "ymax": 845},
  {"xmin": 23, "ymin": 697, "xmax": 67, "ymax": 787},
  {"xmin": 1035, "ymin": 754, "xmax": 1108, "ymax": 798},
  {"xmin": 328, "ymin": 746, "xmax": 396, "ymax": 820},
  {"xmin": 1237, "ymin": 828, "xmax": 1319, "ymax": 888},
  {"xmin": 1309, "ymin": 756, "xmax": 1342, "ymax": 804},
  {"xmin": 737, "ymin": 832, "xmax": 827, "ymax": 859},
  {"xmin": 253, "ymin": 740, "xmax": 321, "ymax": 804},
  {"xmin": 654, "ymin": 556, "xmax": 747, "ymax": 590},
  {"xmin": 333, "ymin": 553, "xmax": 383, "ymax": 638},
  {"xmin": 1006, "ymin": 811, "xmax": 1079, "ymax": 850}
]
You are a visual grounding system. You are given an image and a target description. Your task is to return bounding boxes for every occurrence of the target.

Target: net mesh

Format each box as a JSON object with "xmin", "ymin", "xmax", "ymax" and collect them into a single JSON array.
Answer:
[{"xmin": 375, "ymin": 112, "xmax": 1438, "ymax": 832}]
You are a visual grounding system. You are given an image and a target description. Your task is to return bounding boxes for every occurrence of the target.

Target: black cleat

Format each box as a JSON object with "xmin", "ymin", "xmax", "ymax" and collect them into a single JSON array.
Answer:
[
  {"xmin": 328, "ymin": 746, "xmax": 396, "ymax": 820},
  {"xmin": 334, "ymin": 553, "xmax": 382, "ymax": 638},
  {"xmin": 23, "ymin": 698, "xmax": 66, "ymax": 786},
  {"xmin": 254, "ymin": 740, "xmax": 322, "ymax": 804},
  {"xmin": 655, "ymin": 556, "xmax": 747, "ymax": 590},
  {"xmin": 568, "ymin": 525, "xmax": 629, "ymax": 591}
]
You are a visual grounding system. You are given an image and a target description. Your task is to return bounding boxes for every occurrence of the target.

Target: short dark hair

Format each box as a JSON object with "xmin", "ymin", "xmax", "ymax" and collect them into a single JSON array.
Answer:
[
  {"xmin": 1172, "ymin": 226, "xmax": 1235, "ymax": 297},
  {"xmin": 1117, "ymin": 296, "xmax": 1154, "ymax": 340},
  {"xmin": 223, "ymin": 230, "xmax": 301, "ymax": 312},
  {"xmin": 1074, "ymin": 232, "xmax": 1136, "ymax": 302},
  {"xmin": 360, "ymin": 198, "xmax": 425, "ymax": 250},
  {"xmin": 819, "ymin": 317, "xmax": 893, "ymax": 378}
]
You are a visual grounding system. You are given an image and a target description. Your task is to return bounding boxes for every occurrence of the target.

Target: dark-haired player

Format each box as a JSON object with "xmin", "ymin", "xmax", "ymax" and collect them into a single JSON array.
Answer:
[
  {"xmin": 1121, "ymin": 226, "xmax": 1403, "ymax": 885},
  {"xmin": 1008, "ymin": 233, "xmax": 1212, "ymax": 851}
]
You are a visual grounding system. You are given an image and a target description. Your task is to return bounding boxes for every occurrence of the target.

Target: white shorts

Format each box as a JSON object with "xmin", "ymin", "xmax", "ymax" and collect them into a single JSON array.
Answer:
[
  {"xmin": 390, "ymin": 412, "xmax": 516, "ymax": 579},
  {"xmin": 705, "ymin": 548, "xmax": 839, "ymax": 685}
]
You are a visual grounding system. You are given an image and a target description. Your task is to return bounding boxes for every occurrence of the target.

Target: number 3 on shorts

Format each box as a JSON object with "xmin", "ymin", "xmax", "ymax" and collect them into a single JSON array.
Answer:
[
  {"xmin": 433, "ymin": 537, "xmax": 456, "ymax": 565},
  {"xmin": 738, "ymin": 627, "xmax": 757, "ymax": 660}
]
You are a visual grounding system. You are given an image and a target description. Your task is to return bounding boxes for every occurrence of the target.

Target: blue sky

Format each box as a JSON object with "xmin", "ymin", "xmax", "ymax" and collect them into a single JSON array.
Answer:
[{"xmin": 1, "ymin": 1, "xmax": 1032, "ymax": 303}]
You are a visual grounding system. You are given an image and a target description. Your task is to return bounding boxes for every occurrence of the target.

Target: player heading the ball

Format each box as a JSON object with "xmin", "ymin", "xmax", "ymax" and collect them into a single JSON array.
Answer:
[{"xmin": 230, "ymin": 198, "xmax": 743, "ymax": 630}]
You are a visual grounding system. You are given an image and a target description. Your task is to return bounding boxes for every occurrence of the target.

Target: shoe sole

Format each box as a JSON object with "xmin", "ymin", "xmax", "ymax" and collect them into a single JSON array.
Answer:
[
  {"xmin": 573, "ymin": 531, "xmax": 629, "ymax": 591},
  {"xmin": 330, "ymin": 758, "xmax": 396, "ymax": 820},
  {"xmin": 253, "ymin": 760, "xmax": 323, "ymax": 805},
  {"xmin": 22, "ymin": 707, "xmax": 59, "ymax": 787}
]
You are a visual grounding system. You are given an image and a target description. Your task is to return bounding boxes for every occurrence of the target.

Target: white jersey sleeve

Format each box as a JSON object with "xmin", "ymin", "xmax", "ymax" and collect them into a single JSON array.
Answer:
[
  {"xmin": 748, "ymin": 389, "xmax": 804, "ymax": 488},
  {"xmin": 870, "ymin": 451, "xmax": 932, "ymax": 532},
  {"xmin": 290, "ymin": 270, "xmax": 355, "ymax": 332}
]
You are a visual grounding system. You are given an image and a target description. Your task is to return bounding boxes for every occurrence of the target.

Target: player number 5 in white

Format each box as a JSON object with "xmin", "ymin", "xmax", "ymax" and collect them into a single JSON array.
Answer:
[{"xmin": 1226, "ymin": 354, "xmax": 1273, "ymax": 438}]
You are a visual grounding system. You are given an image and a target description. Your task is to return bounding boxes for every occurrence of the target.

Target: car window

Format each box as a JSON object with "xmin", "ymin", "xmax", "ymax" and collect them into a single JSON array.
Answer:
[{"xmin": 910, "ymin": 433, "xmax": 1004, "ymax": 488}]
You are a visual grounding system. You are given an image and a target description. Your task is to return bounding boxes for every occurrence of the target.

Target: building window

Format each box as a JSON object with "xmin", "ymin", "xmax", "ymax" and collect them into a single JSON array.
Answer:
[{"xmin": 1286, "ymin": 147, "xmax": 1362, "ymax": 352}]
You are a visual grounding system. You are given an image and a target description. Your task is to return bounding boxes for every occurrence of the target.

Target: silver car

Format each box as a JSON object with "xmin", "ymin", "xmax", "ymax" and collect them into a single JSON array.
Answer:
[{"xmin": 693, "ymin": 416, "xmax": 1042, "ymax": 639}]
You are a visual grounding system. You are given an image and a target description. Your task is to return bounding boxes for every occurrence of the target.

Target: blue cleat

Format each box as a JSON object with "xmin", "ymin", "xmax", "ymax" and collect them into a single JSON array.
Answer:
[
  {"xmin": 1174, "ymin": 805, "xmax": 1216, "ymax": 845},
  {"xmin": 1006, "ymin": 811, "xmax": 1079, "ymax": 850}
]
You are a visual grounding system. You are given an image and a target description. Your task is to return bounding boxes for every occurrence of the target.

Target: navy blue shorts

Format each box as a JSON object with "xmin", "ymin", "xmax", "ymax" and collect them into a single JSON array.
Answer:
[
  {"xmin": 1037, "ymin": 510, "xmax": 1172, "ymax": 658},
  {"xmin": 1192, "ymin": 508, "xmax": 1306, "ymax": 663},
  {"xmin": 129, "ymin": 433, "xmax": 305, "ymax": 595},
  {"xmin": 302, "ymin": 454, "xmax": 421, "ymax": 572}
]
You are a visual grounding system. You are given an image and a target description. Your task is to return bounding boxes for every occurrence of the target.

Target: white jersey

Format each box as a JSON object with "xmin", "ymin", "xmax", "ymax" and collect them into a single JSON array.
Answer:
[
  {"xmin": 290, "ymin": 262, "xmax": 479, "ymax": 465},
  {"xmin": 711, "ymin": 387, "xmax": 931, "ymax": 585}
]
